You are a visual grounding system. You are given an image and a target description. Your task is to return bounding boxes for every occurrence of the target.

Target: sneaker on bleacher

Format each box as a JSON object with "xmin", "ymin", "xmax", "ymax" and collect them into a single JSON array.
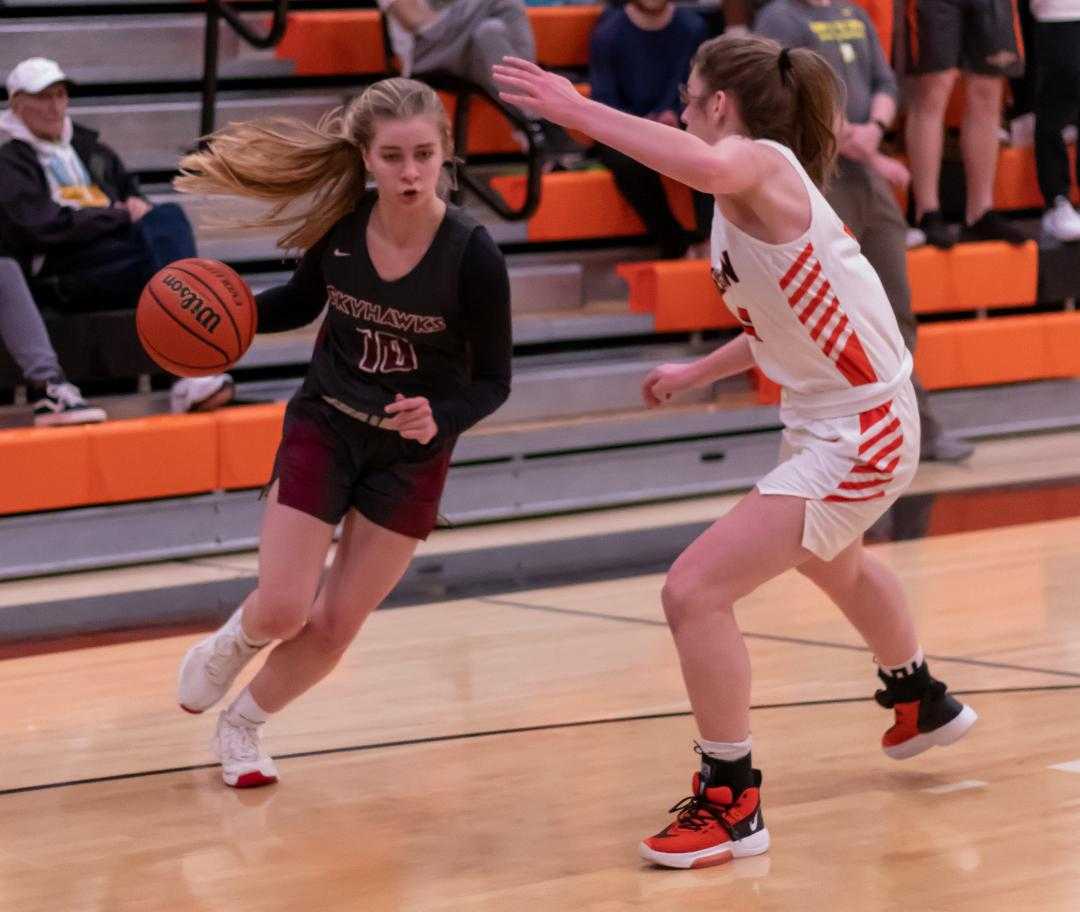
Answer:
[
  {"xmin": 169, "ymin": 374, "xmax": 235, "ymax": 414},
  {"xmin": 1042, "ymin": 197, "xmax": 1080, "ymax": 243},
  {"xmin": 30, "ymin": 381, "xmax": 106, "ymax": 427}
]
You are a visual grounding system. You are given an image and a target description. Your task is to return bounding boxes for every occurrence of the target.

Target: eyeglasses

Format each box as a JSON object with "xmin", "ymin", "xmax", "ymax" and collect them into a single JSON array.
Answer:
[{"xmin": 678, "ymin": 83, "xmax": 709, "ymax": 107}]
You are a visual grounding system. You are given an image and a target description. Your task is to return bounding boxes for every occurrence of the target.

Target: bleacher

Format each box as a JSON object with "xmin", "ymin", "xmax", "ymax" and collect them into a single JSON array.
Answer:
[{"xmin": 3, "ymin": 1, "xmax": 1080, "ymax": 586}]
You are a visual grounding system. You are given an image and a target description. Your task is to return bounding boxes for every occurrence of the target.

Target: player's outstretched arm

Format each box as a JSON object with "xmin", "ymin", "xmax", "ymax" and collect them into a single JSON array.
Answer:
[{"xmin": 492, "ymin": 57, "xmax": 765, "ymax": 197}]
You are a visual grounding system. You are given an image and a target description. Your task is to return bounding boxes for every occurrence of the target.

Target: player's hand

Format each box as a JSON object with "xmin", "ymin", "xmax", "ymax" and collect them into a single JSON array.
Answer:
[
  {"xmin": 492, "ymin": 57, "xmax": 588, "ymax": 130},
  {"xmin": 642, "ymin": 363, "xmax": 695, "ymax": 409},
  {"xmin": 384, "ymin": 393, "xmax": 438, "ymax": 445}
]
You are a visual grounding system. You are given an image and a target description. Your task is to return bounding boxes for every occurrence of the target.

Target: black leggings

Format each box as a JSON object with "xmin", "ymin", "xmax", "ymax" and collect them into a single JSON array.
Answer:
[{"xmin": 1034, "ymin": 20, "xmax": 1080, "ymax": 207}]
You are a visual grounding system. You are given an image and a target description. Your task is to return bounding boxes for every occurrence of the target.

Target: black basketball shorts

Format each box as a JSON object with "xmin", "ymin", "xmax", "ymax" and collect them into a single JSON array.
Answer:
[
  {"xmin": 905, "ymin": 0, "xmax": 1024, "ymax": 77},
  {"xmin": 267, "ymin": 393, "xmax": 454, "ymax": 540}
]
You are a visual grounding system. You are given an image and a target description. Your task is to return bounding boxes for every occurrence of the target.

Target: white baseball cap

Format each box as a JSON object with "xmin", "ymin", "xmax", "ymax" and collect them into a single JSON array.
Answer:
[{"xmin": 5, "ymin": 58, "xmax": 71, "ymax": 99}]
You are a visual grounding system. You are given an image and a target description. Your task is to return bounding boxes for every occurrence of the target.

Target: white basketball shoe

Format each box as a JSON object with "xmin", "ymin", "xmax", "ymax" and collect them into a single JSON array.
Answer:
[
  {"xmin": 214, "ymin": 711, "xmax": 278, "ymax": 788},
  {"xmin": 178, "ymin": 608, "xmax": 265, "ymax": 714}
]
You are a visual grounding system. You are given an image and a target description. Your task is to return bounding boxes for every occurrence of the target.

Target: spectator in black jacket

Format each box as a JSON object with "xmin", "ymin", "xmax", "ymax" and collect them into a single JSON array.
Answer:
[{"xmin": 0, "ymin": 58, "xmax": 233, "ymax": 412}]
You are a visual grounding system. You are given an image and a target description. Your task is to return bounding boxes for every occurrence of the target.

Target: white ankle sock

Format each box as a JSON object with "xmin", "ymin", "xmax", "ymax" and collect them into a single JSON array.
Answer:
[
  {"xmin": 879, "ymin": 647, "xmax": 925, "ymax": 677},
  {"xmin": 697, "ymin": 736, "xmax": 752, "ymax": 762},
  {"xmin": 226, "ymin": 687, "xmax": 271, "ymax": 727}
]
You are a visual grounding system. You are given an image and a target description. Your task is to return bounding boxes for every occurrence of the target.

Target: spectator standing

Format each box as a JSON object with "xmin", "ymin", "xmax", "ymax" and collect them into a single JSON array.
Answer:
[
  {"xmin": 0, "ymin": 58, "xmax": 233, "ymax": 413},
  {"xmin": 0, "ymin": 253, "xmax": 105, "ymax": 425},
  {"xmin": 902, "ymin": 0, "xmax": 1028, "ymax": 248},
  {"xmin": 377, "ymin": 0, "xmax": 582, "ymax": 159},
  {"xmin": 1033, "ymin": 0, "xmax": 1080, "ymax": 241},
  {"xmin": 756, "ymin": 0, "xmax": 973, "ymax": 460},
  {"xmin": 590, "ymin": 0, "xmax": 711, "ymax": 257}
]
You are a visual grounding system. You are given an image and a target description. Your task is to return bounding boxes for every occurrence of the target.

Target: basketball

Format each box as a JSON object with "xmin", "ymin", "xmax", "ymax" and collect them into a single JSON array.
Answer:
[{"xmin": 137, "ymin": 258, "xmax": 257, "ymax": 377}]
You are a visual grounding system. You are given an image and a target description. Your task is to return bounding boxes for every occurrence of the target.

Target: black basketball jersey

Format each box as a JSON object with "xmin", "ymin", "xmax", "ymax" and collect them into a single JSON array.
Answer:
[{"xmin": 256, "ymin": 192, "xmax": 512, "ymax": 442}]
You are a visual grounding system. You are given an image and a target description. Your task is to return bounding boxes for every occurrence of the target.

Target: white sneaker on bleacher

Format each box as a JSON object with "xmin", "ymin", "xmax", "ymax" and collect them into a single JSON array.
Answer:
[
  {"xmin": 31, "ymin": 381, "xmax": 107, "ymax": 427},
  {"xmin": 213, "ymin": 711, "xmax": 278, "ymax": 788},
  {"xmin": 169, "ymin": 374, "xmax": 234, "ymax": 413},
  {"xmin": 178, "ymin": 608, "xmax": 264, "ymax": 713},
  {"xmin": 1042, "ymin": 197, "xmax": 1080, "ymax": 243}
]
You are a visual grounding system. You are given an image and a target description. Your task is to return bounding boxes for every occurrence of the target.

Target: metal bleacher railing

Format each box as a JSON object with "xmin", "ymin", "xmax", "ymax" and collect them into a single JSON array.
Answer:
[{"xmin": 199, "ymin": 0, "xmax": 289, "ymax": 136}]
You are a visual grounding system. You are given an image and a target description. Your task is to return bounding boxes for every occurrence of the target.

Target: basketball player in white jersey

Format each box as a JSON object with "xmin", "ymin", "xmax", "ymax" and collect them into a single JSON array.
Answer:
[{"xmin": 494, "ymin": 35, "xmax": 977, "ymax": 869}]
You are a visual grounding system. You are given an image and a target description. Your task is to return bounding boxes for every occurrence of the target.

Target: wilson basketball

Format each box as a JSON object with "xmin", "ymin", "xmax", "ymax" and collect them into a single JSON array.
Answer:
[{"xmin": 137, "ymin": 258, "xmax": 257, "ymax": 377}]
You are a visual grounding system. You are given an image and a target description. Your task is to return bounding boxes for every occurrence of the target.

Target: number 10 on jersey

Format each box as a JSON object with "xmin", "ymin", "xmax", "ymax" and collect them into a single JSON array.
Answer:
[{"xmin": 357, "ymin": 328, "xmax": 419, "ymax": 374}]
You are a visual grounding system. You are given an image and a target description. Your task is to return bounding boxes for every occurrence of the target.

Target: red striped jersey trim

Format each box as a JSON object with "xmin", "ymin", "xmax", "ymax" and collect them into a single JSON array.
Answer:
[
  {"xmin": 827, "ymin": 399, "xmax": 904, "ymax": 503},
  {"xmin": 777, "ymin": 242, "xmax": 879, "ymax": 388}
]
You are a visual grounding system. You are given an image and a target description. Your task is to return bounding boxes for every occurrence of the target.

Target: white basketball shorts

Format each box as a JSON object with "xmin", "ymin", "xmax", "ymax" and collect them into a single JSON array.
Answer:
[{"xmin": 756, "ymin": 380, "xmax": 921, "ymax": 561}]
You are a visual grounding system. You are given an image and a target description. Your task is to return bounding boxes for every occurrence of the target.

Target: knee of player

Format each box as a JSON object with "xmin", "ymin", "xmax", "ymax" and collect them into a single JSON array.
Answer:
[
  {"xmin": 249, "ymin": 593, "xmax": 309, "ymax": 641},
  {"xmin": 661, "ymin": 570, "xmax": 728, "ymax": 629},
  {"xmin": 306, "ymin": 608, "xmax": 363, "ymax": 657}
]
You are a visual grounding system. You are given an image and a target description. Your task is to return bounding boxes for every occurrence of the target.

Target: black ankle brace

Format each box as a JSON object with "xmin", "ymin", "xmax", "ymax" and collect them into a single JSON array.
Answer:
[
  {"xmin": 697, "ymin": 750, "xmax": 753, "ymax": 795},
  {"xmin": 877, "ymin": 661, "xmax": 933, "ymax": 704}
]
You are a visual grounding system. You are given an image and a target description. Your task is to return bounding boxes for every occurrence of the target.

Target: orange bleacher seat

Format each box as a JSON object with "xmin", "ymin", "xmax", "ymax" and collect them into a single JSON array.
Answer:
[
  {"xmin": 87, "ymin": 414, "xmax": 218, "ymax": 505},
  {"xmin": 914, "ymin": 312, "xmax": 1080, "ymax": 390},
  {"xmin": 274, "ymin": 6, "xmax": 602, "ymax": 77},
  {"xmin": 218, "ymin": 403, "xmax": 286, "ymax": 491},
  {"xmin": 617, "ymin": 260, "xmax": 737, "ymax": 333},
  {"xmin": 0, "ymin": 426, "xmax": 92, "ymax": 514},
  {"xmin": 0, "ymin": 406, "xmax": 286, "ymax": 518},
  {"xmin": 994, "ymin": 144, "xmax": 1080, "ymax": 211},
  {"xmin": 528, "ymin": 6, "xmax": 603, "ymax": 68},
  {"xmin": 906, "ymin": 240, "xmax": 1038, "ymax": 314},
  {"xmin": 275, "ymin": 10, "xmax": 387, "ymax": 76},
  {"xmin": 850, "ymin": 0, "xmax": 893, "ymax": 69},
  {"xmin": 491, "ymin": 169, "xmax": 694, "ymax": 243}
]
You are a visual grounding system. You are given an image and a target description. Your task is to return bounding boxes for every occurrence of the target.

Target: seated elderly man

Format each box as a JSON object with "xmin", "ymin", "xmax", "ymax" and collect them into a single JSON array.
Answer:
[{"xmin": 0, "ymin": 57, "xmax": 232, "ymax": 413}]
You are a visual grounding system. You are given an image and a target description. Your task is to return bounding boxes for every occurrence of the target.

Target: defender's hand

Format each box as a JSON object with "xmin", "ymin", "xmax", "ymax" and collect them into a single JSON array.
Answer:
[
  {"xmin": 642, "ymin": 363, "xmax": 695, "ymax": 409},
  {"xmin": 492, "ymin": 57, "xmax": 588, "ymax": 130}
]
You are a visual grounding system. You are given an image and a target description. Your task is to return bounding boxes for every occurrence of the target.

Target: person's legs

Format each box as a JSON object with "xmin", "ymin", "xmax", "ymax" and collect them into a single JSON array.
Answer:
[
  {"xmin": 796, "ymin": 541, "xmax": 918, "ymax": 664},
  {"xmin": 0, "ymin": 257, "xmax": 63, "ymax": 385},
  {"xmin": 598, "ymin": 145, "xmax": 691, "ymax": 258},
  {"xmin": 797, "ymin": 538, "xmax": 977, "ymax": 759},
  {"xmin": 661, "ymin": 489, "xmax": 812, "ymax": 742},
  {"xmin": 136, "ymin": 202, "xmax": 198, "ymax": 270},
  {"xmin": 639, "ymin": 489, "xmax": 810, "ymax": 869},
  {"xmin": 960, "ymin": 73, "xmax": 1005, "ymax": 224},
  {"xmin": 1034, "ymin": 22, "xmax": 1080, "ymax": 209},
  {"xmin": 244, "ymin": 510, "xmax": 418, "ymax": 713},
  {"xmin": 905, "ymin": 69, "xmax": 960, "ymax": 221}
]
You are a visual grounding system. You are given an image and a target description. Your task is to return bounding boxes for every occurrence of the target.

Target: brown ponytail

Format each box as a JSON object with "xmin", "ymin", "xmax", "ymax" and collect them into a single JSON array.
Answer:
[
  {"xmin": 175, "ymin": 77, "xmax": 453, "ymax": 251},
  {"xmin": 690, "ymin": 34, "xmax": 845, "ymax": 187}
]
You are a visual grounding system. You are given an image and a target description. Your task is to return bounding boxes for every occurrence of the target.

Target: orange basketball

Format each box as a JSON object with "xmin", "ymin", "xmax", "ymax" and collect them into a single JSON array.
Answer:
[{"xmin": 137, "ymin": 258, "xmax": 257, "ymax": 377}]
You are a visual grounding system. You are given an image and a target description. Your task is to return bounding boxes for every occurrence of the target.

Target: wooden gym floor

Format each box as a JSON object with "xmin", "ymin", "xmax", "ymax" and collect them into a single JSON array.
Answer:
[{"xmin": 3, "ymin": 444, "xmax": 1080, "ymax": 910}]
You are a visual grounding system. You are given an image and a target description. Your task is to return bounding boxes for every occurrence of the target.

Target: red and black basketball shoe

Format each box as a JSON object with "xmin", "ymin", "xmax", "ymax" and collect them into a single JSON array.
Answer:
[
  {"xmin": 639, "ymin": 769, "xmax": 770, "ymax": 869},
  {"xmin": 875, "ymin": 667, "xmax": 978, "ymax": 760}
]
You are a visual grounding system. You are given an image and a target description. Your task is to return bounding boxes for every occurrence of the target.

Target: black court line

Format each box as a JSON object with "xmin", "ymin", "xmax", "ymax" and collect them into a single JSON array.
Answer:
[
  {"xmin": 481, "ymin": 596, "xmax": 1080, "ymax": 681},
  {"xmin": 3, "ymin": 682, "xmax": 1079, "ymax": 799}
]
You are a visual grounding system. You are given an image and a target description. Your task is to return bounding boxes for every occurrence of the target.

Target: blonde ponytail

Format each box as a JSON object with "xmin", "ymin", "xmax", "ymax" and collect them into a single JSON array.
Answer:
[{"xmin": 175, "ymin": 77, "xmax": 453, "ymax": 252}]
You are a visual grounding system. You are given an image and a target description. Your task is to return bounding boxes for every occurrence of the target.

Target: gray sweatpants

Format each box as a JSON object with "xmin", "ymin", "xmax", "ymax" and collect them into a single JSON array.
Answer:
[
  {"xmin": 412, "ymin": 0, "xmax": 535, "ymax": 106},
  {"xmin": 0, "ymin": 257, "xmax": 62, "ymax": 386},
  {"xmin": 824, "ymin": 157, "xmax": 943, "ymax": 450}
]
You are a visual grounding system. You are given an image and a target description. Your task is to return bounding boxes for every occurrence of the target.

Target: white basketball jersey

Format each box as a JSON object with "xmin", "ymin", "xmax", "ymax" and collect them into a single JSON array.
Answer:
[{"xmin": 710, "ymin": 140, "xmax": 912, "ymax": 420}]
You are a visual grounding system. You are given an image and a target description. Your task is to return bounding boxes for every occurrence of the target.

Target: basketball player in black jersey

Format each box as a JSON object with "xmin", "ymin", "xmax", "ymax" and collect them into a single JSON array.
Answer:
[{"xmin": 173, "ymin": 78, "xmax": 512, "ymax": 787}]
